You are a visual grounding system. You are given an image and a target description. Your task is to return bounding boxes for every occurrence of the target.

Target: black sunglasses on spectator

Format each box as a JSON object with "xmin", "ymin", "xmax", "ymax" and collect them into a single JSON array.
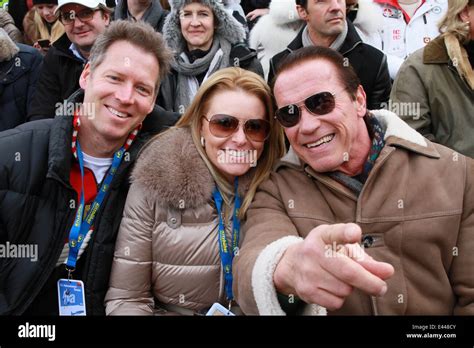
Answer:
[{"xmin": 275, "ymin": 90, "xmax": 344, "ymax": 128}]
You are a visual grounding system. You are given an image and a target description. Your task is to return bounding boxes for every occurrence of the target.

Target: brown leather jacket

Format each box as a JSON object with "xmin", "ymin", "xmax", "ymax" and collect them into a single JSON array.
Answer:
[{"xmin": 233, "ymin": 110, "xmax": 474, "ymax": 315}]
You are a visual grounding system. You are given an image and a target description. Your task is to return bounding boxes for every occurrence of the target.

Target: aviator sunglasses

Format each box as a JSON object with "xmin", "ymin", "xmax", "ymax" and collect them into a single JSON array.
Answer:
[
  {"xmin": 275, "ymin": 91, "xmax": 341, "ymax": 128},
  {"xmin": 202, "ymin": 114, "xmax": 270, "ymax": 142}
]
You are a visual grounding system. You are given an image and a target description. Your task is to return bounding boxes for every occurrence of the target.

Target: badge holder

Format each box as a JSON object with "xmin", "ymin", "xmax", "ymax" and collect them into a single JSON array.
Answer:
[
  {"xmin": 206, "ymin": 302, "xmax": 235, "ymax": 316},
  {"xmin": 57, "ymin": 267, "xmax": 87, "ymax": 316}
]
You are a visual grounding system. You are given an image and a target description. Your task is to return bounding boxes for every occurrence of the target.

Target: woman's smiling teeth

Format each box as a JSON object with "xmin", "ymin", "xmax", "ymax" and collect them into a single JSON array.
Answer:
[
  {"xmin": 107, "ymin": 106, "xmax": 128, "ymax": 118},
  {"xmin": 227, "ymin": 149, "xmax": 249, "ymax": 158},
  {"xmin": 306, "ymin": 134, "xmax": 335, "ymax": 148}
]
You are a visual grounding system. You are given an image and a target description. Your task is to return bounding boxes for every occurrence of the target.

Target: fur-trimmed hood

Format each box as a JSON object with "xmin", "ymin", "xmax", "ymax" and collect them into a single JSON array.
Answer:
[
  {"xmin": 0, "ymin": 28, "xmax": 19, "ymax": 62},
  {"xmin": 163, "ymin": 0, "xmax": 246, "ymax": 53},
  {"xmin": 131, "ymin": 127, "xmax": 252, "ymax": 210}
]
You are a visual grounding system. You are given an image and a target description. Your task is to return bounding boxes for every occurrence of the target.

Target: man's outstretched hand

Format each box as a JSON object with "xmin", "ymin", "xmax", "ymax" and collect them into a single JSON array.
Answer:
[{"xmin": 273, "ymin": 223, "xmax": 394, "ymax": 311}]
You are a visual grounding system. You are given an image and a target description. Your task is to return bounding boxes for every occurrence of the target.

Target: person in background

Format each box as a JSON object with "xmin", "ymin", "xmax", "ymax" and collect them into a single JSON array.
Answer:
[
  {"xmin": 0, "ymin": 28, "xmax": 42, "ymax": 131},
  {"xmin": 0, "ymin": 8, "xmax": 23, "ymax": 42},
  {"xmin": 249, "ymin": 0, "xmax": 303, "ymax": 79},
  {"xmin": 158, "ymin": 0, "xmax": 262, "ymax": 113},
  {"xmin": 7, "ymin": 0, "xmax": 33, "ymax": 33},
  {"xmin": 23, "ymin": 0, "xmax": 65, "ymax": 54},
  {"xmin": 346, "ymin": 0, "xmax": 384, "ymax": 54},
  {"xmin": 27, "ymin": 0, "xmax": 111, "ymax": 120},
  {"xmin": 371, "ymin": 0, "xmax": 448, "ymax": 79},
  {"xmin": 113, "ymin": 0, "xmax": 169, "ymax": 32},
  {"xmin": 268, "ymin": 0, "xmax": 392, "ymax": 110},
  {"xmin": 390, "ymin": 0, "xmax": 474, "ymax": 157},
  {"xmin": 243, "ymin": 0, "xmax": 269, "ymax": 30},
  {"xmin": 105, "ymin": 67, "xmax": 285, "ymax": 315}
]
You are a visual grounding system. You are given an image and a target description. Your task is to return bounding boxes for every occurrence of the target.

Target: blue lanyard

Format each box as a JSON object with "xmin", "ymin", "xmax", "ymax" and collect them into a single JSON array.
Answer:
[
  {"xmin": 212, "ymin": 177, "xmax": 241, "ymax": 302},
  {"xmin": 66, "ymin": 141, "xmax": 125, "ymax": 272}
]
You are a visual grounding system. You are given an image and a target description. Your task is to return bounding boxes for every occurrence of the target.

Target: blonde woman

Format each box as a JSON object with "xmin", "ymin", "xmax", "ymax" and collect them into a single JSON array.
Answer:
[
  {"xmin": 105, "ymin": 67, "xmax": 285, "ymax": 315},
  {"xmin": 23, "ymin": 0, "xmax": 64, "ymax": 53}
]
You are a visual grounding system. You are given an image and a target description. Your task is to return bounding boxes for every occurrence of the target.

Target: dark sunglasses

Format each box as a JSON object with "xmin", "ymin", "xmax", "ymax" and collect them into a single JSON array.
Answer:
[
  {"xmin": 275, "ymin": 91, "xmax": 338, "ymax": 128},
  {"xmin": 60, "ymin": 8, "xmax": 98, "ymax": 25},
  {"xmin": 202, "ymin": 114, "xmax": 270, "ymax": 142}
]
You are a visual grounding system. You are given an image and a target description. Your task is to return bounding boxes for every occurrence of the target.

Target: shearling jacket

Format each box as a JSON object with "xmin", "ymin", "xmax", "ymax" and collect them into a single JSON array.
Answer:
[
  {"xmin": 233, "ymin": 109, "xmax": 474, "ymax": 315},
  {"xmin": 390, "ymin": 35, "xmax": 474, "ymax": 158},
  {"xmin": 105, "ymin": 127, "xmax": 250, "ymax": 315}
]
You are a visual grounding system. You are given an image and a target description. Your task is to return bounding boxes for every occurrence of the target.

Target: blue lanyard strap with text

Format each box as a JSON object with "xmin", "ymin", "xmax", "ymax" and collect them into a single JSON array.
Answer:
[
  {"xmin": 212, "ymin": 177, "xmax": 241, "ymax": 302},
  {"xmin": 66, "ymin": 140, "xmax": 125, "ymax": 272}
]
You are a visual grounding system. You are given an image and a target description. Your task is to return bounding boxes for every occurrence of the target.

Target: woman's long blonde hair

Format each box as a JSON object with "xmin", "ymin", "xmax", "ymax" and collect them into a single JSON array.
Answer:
[
  {"xmin": 439, "ymin": 0, "xmax": 473, "ymax": 43},
  {"xmin": 176, "ymin": 67, "xmax": 285, "ymax": 218}
]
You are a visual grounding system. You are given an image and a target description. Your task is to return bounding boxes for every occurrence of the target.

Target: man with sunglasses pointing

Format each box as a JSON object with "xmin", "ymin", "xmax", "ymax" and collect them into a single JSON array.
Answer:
[
  {"xmin": 233, "ymin": 46, "xmax": 474, "ymax": 315},
  {"xmin": 27, "ymin": 0, "xmax": 111, "ymax": 120}
]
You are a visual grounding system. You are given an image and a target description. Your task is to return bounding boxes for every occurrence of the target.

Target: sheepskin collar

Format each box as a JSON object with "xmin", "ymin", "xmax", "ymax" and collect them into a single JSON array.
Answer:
[
  {"xmin": 163, "ymin": 0, "xmax": 246, "ymax": 53},
  {"xmin": 424, "ymin": 34, "xmax": 474, "ymax": 90},
  {"xmin": 131, "ymin": 127, "xmax": 252, "ymax": 209}
]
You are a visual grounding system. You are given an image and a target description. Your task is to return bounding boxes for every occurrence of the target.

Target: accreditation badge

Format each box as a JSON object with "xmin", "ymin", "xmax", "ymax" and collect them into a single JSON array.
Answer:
[
  {"xmin": 206, "ymin": 302, "xmax": 235, "ymax": 316},
  {"xmin": 57, "ymin": 279, "xmax": 87, "ymax": 316}
]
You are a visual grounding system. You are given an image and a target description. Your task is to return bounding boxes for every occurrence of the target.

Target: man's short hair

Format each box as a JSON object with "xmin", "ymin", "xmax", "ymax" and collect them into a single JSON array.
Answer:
[
  {"xmin": 295, "ymin": 0, "xmax": 308, "ymax": 9},
  {"xmin": 275, "ymin": 46, "xmax": 361, "ymax": 100},
  {"xmin": 88, "ymin": 20, "xmax": 173, "ymax": 89}
]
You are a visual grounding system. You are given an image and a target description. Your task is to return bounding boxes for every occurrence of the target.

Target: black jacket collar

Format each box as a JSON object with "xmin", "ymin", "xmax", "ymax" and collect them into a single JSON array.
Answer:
[
  {"xmin": 286, "ymin": 20, "xmax": 362, "ymax": 56},
  {"xmin": 51, "ymin": 33, "xmax": 85, "ymax": 62}
]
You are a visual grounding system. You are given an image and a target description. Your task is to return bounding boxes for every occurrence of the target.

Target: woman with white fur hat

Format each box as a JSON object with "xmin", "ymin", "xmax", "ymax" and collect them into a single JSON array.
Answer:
[{"xmin": 157, "ymin": 0, "xmax": 263, "ymax": 113}]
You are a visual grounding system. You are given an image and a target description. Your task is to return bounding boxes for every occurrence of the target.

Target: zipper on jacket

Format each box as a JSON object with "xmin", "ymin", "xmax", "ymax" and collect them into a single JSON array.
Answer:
[{"xmin": 371, "ymin": 296, "xmax": 379, "ymax": 315}]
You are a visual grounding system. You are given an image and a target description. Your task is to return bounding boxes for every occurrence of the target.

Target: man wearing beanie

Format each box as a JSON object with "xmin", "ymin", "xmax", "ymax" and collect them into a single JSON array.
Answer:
[{"xmin": 27, "ymin": 0, "xmax": 111, "ymax": 120}]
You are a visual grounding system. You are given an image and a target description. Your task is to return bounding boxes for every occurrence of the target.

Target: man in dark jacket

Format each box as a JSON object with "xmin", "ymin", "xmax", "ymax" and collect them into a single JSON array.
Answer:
[
  {"xmin": 0, "ymin": 20, "xmax": 175, "ymax": 315},
  {"xmin": 0, "ymin": 28, "xmax": 42, "ymax": 131},
  {"xmin": 27, "ymin": 0, "xmax": 111, "ymax": 121},
  {"xmin": 268, "ymin": 0, "xmax": 391, "ymax": 110},
  {"xmin": 113, "ymin": 0, "xmax": 168, "ymax": 32}
]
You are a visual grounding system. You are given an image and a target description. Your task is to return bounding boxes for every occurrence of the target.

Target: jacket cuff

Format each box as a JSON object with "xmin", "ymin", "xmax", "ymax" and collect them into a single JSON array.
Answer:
[{"xmin": 251, "ymin": 236, "xmax": 326, "ymax": 315}]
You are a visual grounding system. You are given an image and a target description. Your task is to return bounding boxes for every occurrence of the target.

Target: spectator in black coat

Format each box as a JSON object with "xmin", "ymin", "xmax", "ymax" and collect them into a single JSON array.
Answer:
[
  {"xmin": 268, "ymin": 0, "xmax": 391, "ymax": 110},
  {"xmin": 0, "ymin": 28, "xmax": 42, "ymax": 131},
  {"xmin": 27, "ymin": 0, "xmax": 111, "ymax": 120}
]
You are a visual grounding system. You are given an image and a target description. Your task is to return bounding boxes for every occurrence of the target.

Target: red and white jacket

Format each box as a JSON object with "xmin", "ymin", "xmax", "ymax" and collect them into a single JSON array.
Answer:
[{"xmin": 369, "ymin": 0, "xmax": 447, "ymax": 78}]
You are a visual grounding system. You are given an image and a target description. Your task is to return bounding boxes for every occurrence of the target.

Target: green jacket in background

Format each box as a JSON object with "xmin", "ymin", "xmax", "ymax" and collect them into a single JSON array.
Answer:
[{"xmin": 390, "ymin": 35, "xmax": 474, "ymax": 158}]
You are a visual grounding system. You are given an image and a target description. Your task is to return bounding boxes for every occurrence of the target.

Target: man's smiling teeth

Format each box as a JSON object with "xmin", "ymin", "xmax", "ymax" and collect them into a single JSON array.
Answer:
[
  {"xmin": 107, "ymin": 106, "xmax": 128, "ymax": 118},
  {"xmin": 306, "ymin": 134, "xmax": 335, "ymax": 148}
]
